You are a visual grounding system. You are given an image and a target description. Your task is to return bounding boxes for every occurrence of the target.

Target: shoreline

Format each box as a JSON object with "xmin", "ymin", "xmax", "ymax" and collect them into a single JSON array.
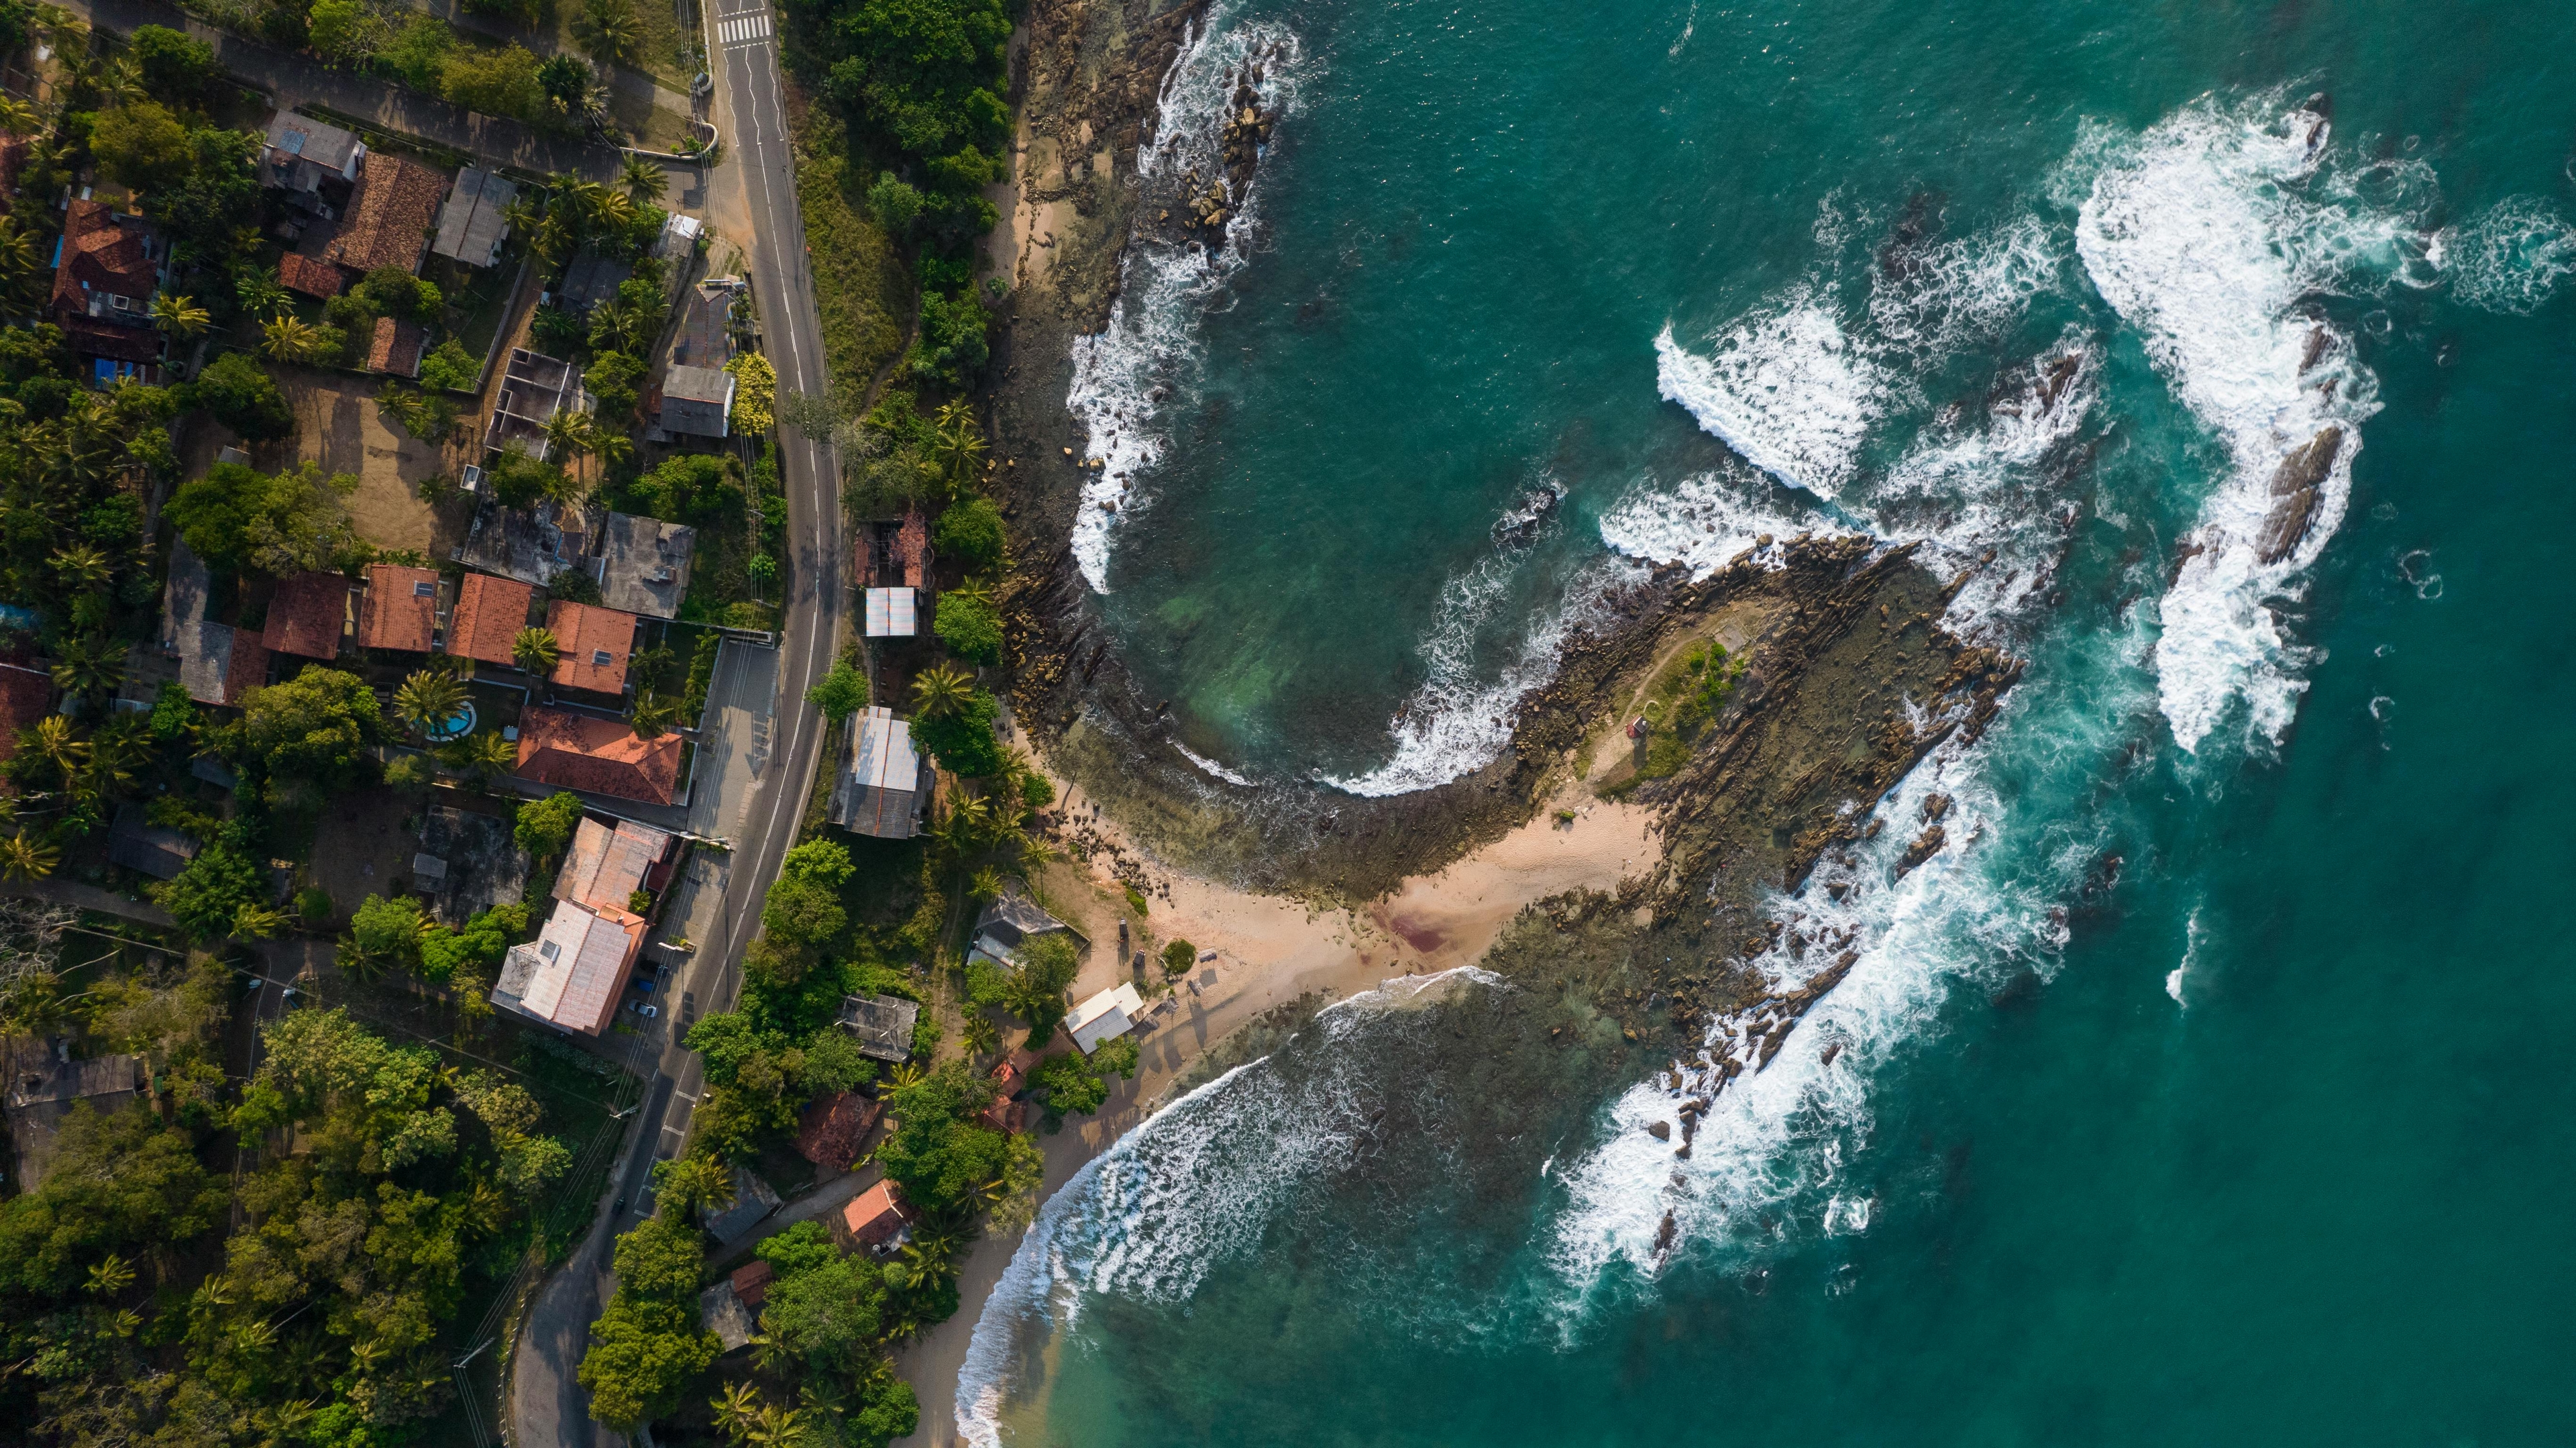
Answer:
[{"xmin": 892, "ymin": 768, "xmax": 1663, "ymax": 1446}]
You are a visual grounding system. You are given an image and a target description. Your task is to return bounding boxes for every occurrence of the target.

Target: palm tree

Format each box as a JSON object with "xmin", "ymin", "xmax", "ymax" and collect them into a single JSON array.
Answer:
[
  {"xmin": 0, "ymin": 219, "xmax": 39, "ymax": 291},
  {"xmin": 618, "ymin": 154, "xmax": 667, "ymax": 205},
  {"xmin": 743, "ymin": 1403, "xmax": 806, "ymax": 1448},
  {"xmin": 0, "ymin": 95, "xmax": 40, "ymax": 136},
  {"xmin": 50, "ymin": 635, "xmax": 121, "ymax": 700},
  {"xmin": 230, "ymin": 902, "xmax": 289, "ymax": 941},
  {"xmin": 910, "ymin": 664, "xmax": 973, "ymax": 721},
  {"xmin": 260, "ymin": 315, "xmax": 334, "ymax": 365},
  {"xmin": 513, "ymin": 627, "xmax": 561, "ymax": 676},
  {"xmin": 392, "ymin": 669, "xmax": 468, "ymax": 736},
  {"xmin": 32, "ymin": 716, "xmax": 85, "ymax": 776},
  {"xmin": 932, "ymin": 399, "xmax": 987, "ymax": 490},
  {"xmin": 50, "ymin": 544, "xmax": 111, "ymax": 588},
  {"xmin": 85, "ymin": 1253, "xmax": 136, "ymax": 1296},
  {"xmin": 0, "ymin": 833, "xmax": 60, "ymax": 882},
  {"xmin": 543, "ymin": 405, "xmax": 595, "ymax": 463},
  {"xmin": 461, "ymin": 730, "xmax": 516, "ymax": 780},
  {"xmin": 711, "ymin": 1382, "xmax": 762, "ymax": 1443},
  {"xmin": 236, "ymin": 268, "xmax": 292, "ymax": 319},
  {"xmin": 150, "ymin": 294, "xmax": 212, "ymax": 339},
  {"xmin": 629, "ymin": 690, "xmax": 678, "ymax": 739},
  {"xmin": 577, "ymin": 0, "xmax": 645, "ymax": 66}
]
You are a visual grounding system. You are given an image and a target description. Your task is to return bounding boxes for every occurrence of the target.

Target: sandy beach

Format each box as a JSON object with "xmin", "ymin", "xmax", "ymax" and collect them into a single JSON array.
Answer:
[{"xmin": 888, "ymin": 763, "xmax": 1658, "ymax": 1445}]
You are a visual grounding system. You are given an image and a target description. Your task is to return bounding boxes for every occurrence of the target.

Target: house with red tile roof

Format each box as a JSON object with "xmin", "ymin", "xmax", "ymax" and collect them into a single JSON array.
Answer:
[
  {"xmin": 836, "ymin": 1179, "xmax": 913, "ymax": 1253},
  {"xmin": 515, "ymin": 707, "xmax": 682, "ymax": 805},
  {"xmin": 357, "ymin": 564, "xmax": 439, "ymax": 653},
  {"xmin": 260, "ymin": 572, "xmax": 350, "ymax": 660},
  {"xmin": 324, "ymin": 152, "xmax": 447, "ymax": 276},
  {"xmin": 445, "ymin": 573, "xmax": 535, "ymax": 666},
  {"xmin": 50, "ymin": 199, "xmax": 159, "ymax": 325},
  {"xmin": 545, "ymin": 601, "xmax": 636, "ymax": 696},
  {"xmin": 278, "ymin": 252, "xmax": 345, "ymax": 299},
  {"xmin": 0, "ymin": 664, "xmax": 52, "ymax": 767}
]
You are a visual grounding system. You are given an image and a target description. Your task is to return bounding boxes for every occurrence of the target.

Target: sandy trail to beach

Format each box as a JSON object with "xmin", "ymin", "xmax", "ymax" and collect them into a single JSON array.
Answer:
[{"xmin": 890, "ymin": 772, "xmax": 1656, "ymax": 1445}]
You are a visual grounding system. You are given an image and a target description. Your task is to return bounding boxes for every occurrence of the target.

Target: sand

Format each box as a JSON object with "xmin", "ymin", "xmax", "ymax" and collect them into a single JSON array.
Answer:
[{"xmin": 889, "ymin": 768, "xmax": 1656, "ymax": 1446}]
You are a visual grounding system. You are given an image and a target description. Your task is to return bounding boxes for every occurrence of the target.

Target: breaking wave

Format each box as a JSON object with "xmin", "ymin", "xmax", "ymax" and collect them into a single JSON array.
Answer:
[
  {"xmin": 1067, "ymin": 9, "xmax": 1313, "ymax": 591},
  {"xmin": 955, "ymin": 969, "xmax": 1503, "ymax": 1448},
  {"xmin": 2072, "ymin": 93, "xmax": 2430, "ymax": 754}
]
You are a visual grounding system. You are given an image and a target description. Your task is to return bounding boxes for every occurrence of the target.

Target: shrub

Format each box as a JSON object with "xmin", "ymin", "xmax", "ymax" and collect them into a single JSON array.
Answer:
[
  {"xmin": 726, "ymin": 352, "xmax": 775, "ymax": 433},
  {"xmin": 866, "ymin": 172, "xmax": 922, "ymax": 234},
  {"xmin": 584, "ymin": 350, "xmax": 647, "ymax": 421},
  {"xmin": 1161, "ymin": 939, "xmax": 1195, "ymax": 978},
  {"xmin": 442, "ymin": 43, "xmax": 545, "ymax": 121},
  {"xmin": 932, "ymin": 588, "xmax": 1002, "ymax": 664},
  {"xmin": 932, "ymin": 496, "xmax": 1004, "ymax": 573},
  {"xmin": 805, "ymin": 660, "xmax": 867, "ymax": 721},
  {"xmin": 515, "ymin": 790, "xmax": 584, "ymax": 859},
  {"xmin": 294, "ymin": 886, "xmax": 335, "ymax": 924},
  {"xmin": 130, "ymin": 25, "xmax": 219, "ymax": 99}
]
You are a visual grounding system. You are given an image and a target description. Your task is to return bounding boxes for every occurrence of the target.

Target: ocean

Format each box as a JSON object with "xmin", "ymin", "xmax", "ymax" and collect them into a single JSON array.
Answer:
[{"xmin": 967, "ymin": 0, "xmax": 2576, "ymax": 1441}]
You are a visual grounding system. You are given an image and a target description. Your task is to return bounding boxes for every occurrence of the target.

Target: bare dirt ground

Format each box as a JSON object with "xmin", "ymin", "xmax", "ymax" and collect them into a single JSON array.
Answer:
[{"xmin": 281, "ymin": 372, "xmax": 461, "ymax": 556}]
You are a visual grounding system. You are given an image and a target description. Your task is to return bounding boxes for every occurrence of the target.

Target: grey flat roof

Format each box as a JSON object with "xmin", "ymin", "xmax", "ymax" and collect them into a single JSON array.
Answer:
[
  {"xmin": 432, "ymin": 166, "xmax": 519, "ymax": 265},
  {"xmin": 596, "ymin": 513, "xmax": 696, "ymax": 620}
]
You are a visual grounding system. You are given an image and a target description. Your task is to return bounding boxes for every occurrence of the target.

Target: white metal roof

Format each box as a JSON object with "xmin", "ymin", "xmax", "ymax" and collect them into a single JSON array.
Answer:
[
  {"xmin": 863, "ymin": 587, "xmax": 916, "ymax": 637},
  {"xmin": 1065, "ymin": 982, "xmax": 1145, "ymax": 1053}
]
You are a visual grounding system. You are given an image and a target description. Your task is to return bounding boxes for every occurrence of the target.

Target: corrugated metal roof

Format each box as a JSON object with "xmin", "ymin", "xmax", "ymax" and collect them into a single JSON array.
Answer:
[{"xmin": 863, "ymin": 587, "xmax": 916, "ymax": 637}]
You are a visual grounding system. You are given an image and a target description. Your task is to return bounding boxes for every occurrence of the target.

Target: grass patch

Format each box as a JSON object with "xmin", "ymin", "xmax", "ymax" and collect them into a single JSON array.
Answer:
[
  {"xmin": 790, "ymin": 117, "xmax": 911, "ymax": 409},
  {"xmin": 426, "ymin": 237, "xmax": 528, "ymax": 366},
  {"xmin": 1631, "ymin": 638, "xmax": 1748, "ymax": 782}
]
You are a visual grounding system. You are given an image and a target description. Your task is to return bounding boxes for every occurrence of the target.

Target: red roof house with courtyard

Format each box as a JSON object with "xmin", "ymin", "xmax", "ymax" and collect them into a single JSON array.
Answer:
[
  {"xmin": 514, "ymin": 707, "xmax": 682, "ymax": 805},
  {"xmin": 0, "ymin": 664, "xmax": 52, "ymax": 767},
  {"xmin": 323, "ymin": 152, "xmax": 447, "ymax": 275},
  {"xmin": 50, "ymin": 199, "xmax": 158, "ymax": 325},
  {"xmin": 445, "ymin": 572, "xmax": 535, "ymax": 666},
  {"xmin": 260, "ymin": 572, "xmax": 350, "ymax": 660},
  {"xmin": 357, "ymin": 564, "xmax": 439, "ymax": 652},
  {"xmin": 365, "ymin": 317, "xmax": 424, "ymax": 376},
  {"xmin": 545, "ymin": 601, "xmax": 637, "ymax": 696}
]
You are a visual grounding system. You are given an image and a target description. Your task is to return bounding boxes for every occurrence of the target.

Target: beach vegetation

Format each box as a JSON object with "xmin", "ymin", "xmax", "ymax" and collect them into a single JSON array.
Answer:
[
  {"xmin": 934, "ymin": 494, "xmax": 1006, "ymax": 572},
  {"xmin": 1161, "ymin": 938, "xmax": 1195, "ymax": 978},
  {"xmin": 932, "ymin": 582, "xmax": 1003, "ymax": 664}
]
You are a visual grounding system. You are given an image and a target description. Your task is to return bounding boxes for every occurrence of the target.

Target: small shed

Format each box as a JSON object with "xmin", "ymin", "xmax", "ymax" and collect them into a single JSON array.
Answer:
[
  {"xmin": 863, "ymin": 587, "xmax": 916, "ymax": 638},
  {"xmin": 836, "ymin": 994, "xmax": 920, "ymax": 1063},
  {"xmin": 830, "ymin": 707, "xmax": 926, "ymax": 839},
  {"xmin": 1065, "ymin": 983, "xmax": 1146, "ymax": 1055}
]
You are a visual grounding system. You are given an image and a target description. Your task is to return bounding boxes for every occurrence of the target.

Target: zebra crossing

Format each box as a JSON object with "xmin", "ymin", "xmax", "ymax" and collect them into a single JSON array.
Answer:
[{"xmin": 714, "ymin": 9, "xmax": 771, "ymax": 47}]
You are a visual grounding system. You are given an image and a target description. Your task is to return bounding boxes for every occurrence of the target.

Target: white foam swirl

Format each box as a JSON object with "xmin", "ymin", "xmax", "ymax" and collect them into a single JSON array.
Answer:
[
  {"xmin": 1652, "ymin": 295, "xmax": 1890, "ymax": 498},
  {"xmin": 2440, "ymin": 195, "xmax": 2576, "ymax": 315}
]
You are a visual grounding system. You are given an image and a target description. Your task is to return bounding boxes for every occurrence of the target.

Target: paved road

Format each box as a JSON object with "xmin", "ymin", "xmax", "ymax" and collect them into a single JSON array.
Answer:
[
  {"xmin": 58, "ymin": 0, "xmax": 630, "ymax": 180},
  {"xmin": 504, "ymin": 0, "xmax": 848, "ymax": 1439}
]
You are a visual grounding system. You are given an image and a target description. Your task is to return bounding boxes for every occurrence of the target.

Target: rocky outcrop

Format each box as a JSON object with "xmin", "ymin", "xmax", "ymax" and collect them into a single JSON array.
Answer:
[{"xmin": 2256, "ymin": 426, "xmax": 2341, "ymax": 564}]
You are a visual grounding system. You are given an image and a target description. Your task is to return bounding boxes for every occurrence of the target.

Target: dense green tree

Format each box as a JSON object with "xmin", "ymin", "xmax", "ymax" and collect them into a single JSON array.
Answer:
[
  {"xmin": 515, "ymin": 790, "xmax": 585, "ymax": 858},
  {"xmin": 239, "ymin": 667, "xmax": 384, "ymax": 791},
  {"xmin": 754, "ymin": 1220, "xmax": 888, "ymax": 1372},
  {"xmin": 932, "ymin": 495, "xmax": 1004, "ymax": 572},
  {"xmin": 578, "ymin": 1212, "xmax": 718, "ymax": 1431},
  {"xmin": 1031, "ymin": 1050, "xmax": 1107, "ymax": 1118},
  {"xmin": 90, "ymin": 101, "xmax": 191, "ymax": 195},
  {"xmin": 875, "ymin": 1062, "xmax": 1014, "ymax": 1218},
  {"xmin": 152, "ymin": 839, "xmax": 272, "ymax": 941},
  {"xmin": 910, "ymin": 684, "xmax": 1004, "ymax": 776},
  {"xmin": 932, "ymin": 584, "xmax": 1002, "ymax": 664},
  {"xmin": 816, "ymin": 0, "xmax": 1011, "ymax": 158},
  {"xmin": 187, "ymin": 353, "xmax": 294, "ymax": 442},
  {"xmin": 164, "ymin": 460, "xmax": 358, "ymax": 576},
  {"xmin": 1002, "ymin": 931, "xmax": 1079, "ymax": 1038},
  {"xmin": 0, "ymin": 1100, "xmax": 225, "ymax": 1295},
  {"xmin": 342, "ymin": 892, "xmax": 428, "ymax": 975},
  {"xmin": 128, "ymin": 25, "xmax": 220, "ymax": 101},
  {"xmin": 805, "ymin": 660, "xmax": 869, "ymax": 721}
]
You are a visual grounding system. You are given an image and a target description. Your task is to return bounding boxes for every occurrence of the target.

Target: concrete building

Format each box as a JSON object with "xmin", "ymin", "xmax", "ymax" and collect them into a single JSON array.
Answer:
[
  {"xmin": 596, "ymin": 513, "xmax": 696, "ymax": 620},
  {"xmin": 655, "ymin": 364, "xmax": 734, "ymax": 439},
  {"xmin": 431, "ymin": 166, "xmax": 519, "ymax": 267},
  {"xmin": 553, "ymin": 816, "xmax": 677, "ymax": 913},
  {"xmin": 484, "ymin": 349, "xmax": 578, "ymax": 461},
  {"xmin": 261, "ymin": 113, "xmax": 364, "ymax": 193}
]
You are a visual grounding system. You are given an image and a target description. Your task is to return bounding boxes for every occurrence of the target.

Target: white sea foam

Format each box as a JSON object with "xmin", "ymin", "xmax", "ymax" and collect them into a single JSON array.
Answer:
[
  {"xmin": 1653, "ymin": 295, "xmax": 1890, "ymax": 498},
  {"xmin": 2440, "ymin": 195, "xmax": 2576, "ymax": 315},
  {"xmin": 954, "ymin": 969, "xmax": 1501, "ymax": 1448},
  {"xmin": 2073, "ymin": 93, "xmax": 2428, "ymax": 754},
  {"xmin": 1596, "ymin": 467, "xmax": 1839, "ymax": 579},
  {"xmin": 1065, "ymin": 11, "xmax": 1313, "ymax": 591},
  {"xmin": 1172, "ymin": 739, "xmax": 1256, "ymax": 786},
  {"xmin": 1324, "ymin": 554, "xmax": 1620, "ymax": 797},
  {"xmin": 2168, "ymin": 907, "xmax": 2202, "ymax": 1006}
]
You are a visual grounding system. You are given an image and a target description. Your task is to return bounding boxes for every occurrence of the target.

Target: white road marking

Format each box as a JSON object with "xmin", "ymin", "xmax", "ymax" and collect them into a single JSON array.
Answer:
[{"xmin": 718, "ymin": 11, "xmax": 770, "ymax": 45}]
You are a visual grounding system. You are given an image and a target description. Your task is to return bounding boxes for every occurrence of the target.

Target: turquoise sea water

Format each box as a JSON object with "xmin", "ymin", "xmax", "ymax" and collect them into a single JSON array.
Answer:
[{"xmin": 971, "ymin": 0, "xmax": 2576, "ymax": 1441}]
